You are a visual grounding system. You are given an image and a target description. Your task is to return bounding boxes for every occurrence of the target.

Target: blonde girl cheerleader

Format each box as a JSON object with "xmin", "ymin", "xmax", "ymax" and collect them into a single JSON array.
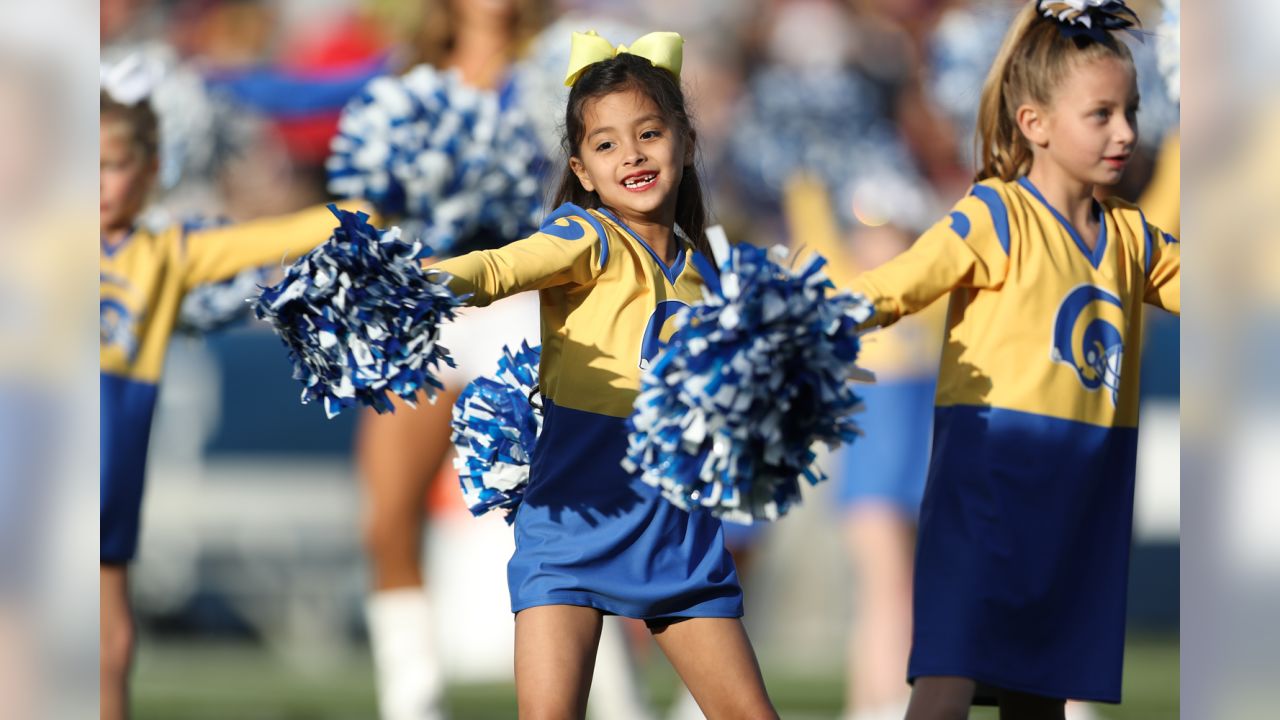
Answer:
[
  {"xmin": 846, "ymin": 2, "xmax": 1180, "ymax": 718},
  {"xmin": 100, "ymin": 68, "xmax": 367, "ymax": 719}
]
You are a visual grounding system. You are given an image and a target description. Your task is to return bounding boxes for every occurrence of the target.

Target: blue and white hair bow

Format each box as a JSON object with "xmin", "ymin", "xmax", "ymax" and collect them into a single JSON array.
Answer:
[{"xmin": 1037, "ymin": 0, "xmax": 1141, "ymax": 41}]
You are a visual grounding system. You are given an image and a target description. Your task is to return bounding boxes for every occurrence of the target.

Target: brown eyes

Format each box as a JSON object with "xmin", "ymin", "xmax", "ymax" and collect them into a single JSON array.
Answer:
[{"xmin": 593, "ymin": 129, "xmax": 663, "ymax": 153}]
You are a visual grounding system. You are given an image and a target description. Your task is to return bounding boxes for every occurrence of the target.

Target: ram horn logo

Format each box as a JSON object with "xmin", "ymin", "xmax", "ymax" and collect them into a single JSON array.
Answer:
[
  {"xmin": 639, "ymin": 299, "xmax": 690, "ymax": 370},
  {"xmin": 1051, "ymin": 284, "xmax": 1125, "ymax": 406},
  {"xmin": 100, "ymin": 298, "xmax": 139, "ymax": 362}
]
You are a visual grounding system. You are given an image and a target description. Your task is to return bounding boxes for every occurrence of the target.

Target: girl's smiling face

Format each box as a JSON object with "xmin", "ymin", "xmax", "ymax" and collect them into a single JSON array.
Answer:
[
  {"xmin": 569, "ymin": 87, "xmax": 693, "ymax": 226},
  {"xmin": 1021, "ymin": 56, "xmax": 1140, "ymax": 187}
]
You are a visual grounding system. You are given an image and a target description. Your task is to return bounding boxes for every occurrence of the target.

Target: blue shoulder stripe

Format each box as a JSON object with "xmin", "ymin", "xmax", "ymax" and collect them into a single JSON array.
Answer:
[
  {"xmin": 540, "ymin": 202, "xmax": 609, "ymax": 269},
  {"xmin": 689, "ymin": 251, "xmax": 721, "ymax": 296},
  {"xmin": 947, "ymin": 211, "xmax": 971, "ymax": 240},
  {"xmin": 968, "ymin": 185, "xmax": 1011, "ymax": 255}
]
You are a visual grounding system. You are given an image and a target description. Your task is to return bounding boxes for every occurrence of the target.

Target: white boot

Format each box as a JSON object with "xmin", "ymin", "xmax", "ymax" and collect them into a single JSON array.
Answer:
[
  {"xmin": 1065, "ymin": 701, "xmax": 1104, "ymax": 720},
  {"xmin": 366, "ymin": 588, "xmax": 445, "ymax": 720}
]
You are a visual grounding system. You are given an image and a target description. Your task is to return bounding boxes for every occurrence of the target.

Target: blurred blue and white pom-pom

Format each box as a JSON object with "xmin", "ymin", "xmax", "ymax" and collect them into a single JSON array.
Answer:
[
  {"xmin": 477, "ymin": 104, "xmax": 547, "ymax": 241},
  {"xmin": 452, "ymin": 342, "xmax": 543, "ymax": 522},
  {"xmin": 1157, "ymin": 0, "xmax": 1179, "ymax": 104},
  {"xmin": 726, "ymin": 64, "xmax": 937, "ymax": 232},
  {"xmin": 253, "ymin": 205, "xmax": 461, "ymax": 418},
  {"xmin": 926, "ymin": 2, "xmax": 1015, "ymax": 158},
  {"xmin": 173, "ymin": 216, "xmax": 273, "ymax": 334},
  {"xmin": 623, "ymin": 240, "xmax": 874, "ymax": 524},
  {"xmin": 327, "ymin": 65, "xmax": 545, "ymax": 255}
]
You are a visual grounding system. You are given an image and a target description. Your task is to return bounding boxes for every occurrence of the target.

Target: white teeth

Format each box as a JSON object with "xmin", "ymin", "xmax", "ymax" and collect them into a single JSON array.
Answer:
[{"xmin": 624, "ymin": 174, "xmax": 655, "ymax": 188}]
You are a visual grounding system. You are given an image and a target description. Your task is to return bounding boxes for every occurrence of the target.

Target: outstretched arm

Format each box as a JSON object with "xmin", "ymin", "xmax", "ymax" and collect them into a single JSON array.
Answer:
[
  {"xmin": 851, "ymin": 188, "xmax": 1011, "ymax": 328},
  {"xmin": 178, "ymin": 202, "xmax": 374, "ymax": 290},
  {"xmin": 431, "ymin": 205, "xmax": 609, "ymax": 306},
  {"xmin": 1144, "ymin": 225, "xmax": 1180, "ymax": 315}
]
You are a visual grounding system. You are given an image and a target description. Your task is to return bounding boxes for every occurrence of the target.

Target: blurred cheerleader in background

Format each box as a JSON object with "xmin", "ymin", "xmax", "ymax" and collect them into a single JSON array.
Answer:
[{"xmin": 99, "ymin": 60, "xmax": 370, "ymax": 719}]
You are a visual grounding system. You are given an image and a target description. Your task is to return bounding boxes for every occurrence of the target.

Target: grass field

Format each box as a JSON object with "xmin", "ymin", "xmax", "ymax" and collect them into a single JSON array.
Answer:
[{"xmin": 133, "ymin": 634, "xmax": 1177, "ymax": 719}]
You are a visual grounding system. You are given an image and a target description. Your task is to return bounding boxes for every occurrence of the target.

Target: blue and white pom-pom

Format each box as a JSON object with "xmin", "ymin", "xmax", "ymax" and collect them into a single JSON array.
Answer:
[
  {"xmin": 253, "ymin": 205, "xmax": 462, "ymax": 418},
  {"xmin": 451, "ymin": 342, "xmax": 543, "ymax": 522},
  {"xmin": 623, "ymin": 240, "xmax": 875, "ymax": 524},
  {"xmin": 726, "ymin": 64, "xmax": 937, "ymax": 232},
  {"xmin": 327, "ymin": 64, "xmax": 546, "ymax": 255},
  {"xmin": 477, "ymin": 104, "xmax": 548, "ymax": 242},
  {"xmin": 173, "ymin": 216, "xmax": 272, "ymax": 334},
  {"xmin": 1156, "ymin": 0, "xmax": 1179, "ymax": 104}
]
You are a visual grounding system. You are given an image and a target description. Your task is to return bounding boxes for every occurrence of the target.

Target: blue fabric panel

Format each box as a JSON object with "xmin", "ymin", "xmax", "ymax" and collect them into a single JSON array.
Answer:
[
  {"xmin": 908, "ymin": 404, "xmax": 1139, "ymax": 702},
  {"xmin": 100, "ymin": 372, "xmax": 160, "ymax": 563}
]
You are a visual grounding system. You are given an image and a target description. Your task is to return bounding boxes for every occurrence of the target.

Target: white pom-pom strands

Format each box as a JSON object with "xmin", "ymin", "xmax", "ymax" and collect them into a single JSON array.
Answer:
[
  {"xmin": 326, "ymin": 65, "xmax": 546, "ymax": 257},
  {"xmin": 451, "ymin": 343, "xmax": 543, "ymax": 522}
]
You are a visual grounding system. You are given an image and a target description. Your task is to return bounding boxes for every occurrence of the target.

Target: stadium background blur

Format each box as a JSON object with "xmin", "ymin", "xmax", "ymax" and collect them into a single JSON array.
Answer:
[{"xmin": 102, "ymin": 0, "xmax": 1180, "ymax": 717}]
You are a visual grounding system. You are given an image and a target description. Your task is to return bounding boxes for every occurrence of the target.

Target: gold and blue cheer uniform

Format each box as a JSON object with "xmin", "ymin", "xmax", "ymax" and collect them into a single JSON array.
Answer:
[
  {"xmin": 434, "ymin": 203, "xmax": 743, "ymax": 620},
  {"xmin": 100, "ymin": 205, "xmax": 363, "ymax": 564},
  {"xmin": 850, "ymin": 176, "xmax": 1179, "ymax": 703}
]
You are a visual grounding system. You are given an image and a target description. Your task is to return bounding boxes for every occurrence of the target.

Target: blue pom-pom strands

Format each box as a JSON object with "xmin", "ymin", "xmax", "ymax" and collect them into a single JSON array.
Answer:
[
  {"xmin": 451, "ymin": 343, "xmax": 543, "ymax": 522},
  {"xmin": 478, "ymin": 108, "xmax": 547, "ymax": 243},
  {"xmin": 253, "ymin": 205, "xmax": 462, "ymax": 418},
  {"xmin": 623, "ymin": 242, "xmax": 875, "ymax": 524},
  {"xmin": 326, "ymin": 65, "xmax": 546, "ymax": 256}
]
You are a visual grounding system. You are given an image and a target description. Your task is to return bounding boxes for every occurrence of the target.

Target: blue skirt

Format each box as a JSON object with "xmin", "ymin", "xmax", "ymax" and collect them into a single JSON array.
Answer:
[
  {"xmin": 908, "ymin": 404, "xmax": 1139, "ymax": 703},
  {"xmin": 101, "ymin": 372, "xmax": 161, "ymax": 564},
  {"xmin": 832, "ymin": 378, "xmax": 936, "ymax": 517},
  {"xmin": 508, "ymin": 400, "xmax": 744, "ymax": 620}
]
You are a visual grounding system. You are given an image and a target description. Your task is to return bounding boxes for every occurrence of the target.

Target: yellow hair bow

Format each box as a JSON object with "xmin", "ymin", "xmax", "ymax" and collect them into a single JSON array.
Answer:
[{"xmin": 563, "ymin": 30, "xmax": 684, "ymax": 87}]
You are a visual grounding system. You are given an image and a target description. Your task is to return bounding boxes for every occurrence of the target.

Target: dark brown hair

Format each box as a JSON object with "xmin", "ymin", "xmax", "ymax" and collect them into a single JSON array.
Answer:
[
  {"xmin": 552, "ymin": 52, "xmax": 713, "ymax": 260},
  {"xmin": 975, "ymin": 2, "xmax": 1136, "ymax": 182}
]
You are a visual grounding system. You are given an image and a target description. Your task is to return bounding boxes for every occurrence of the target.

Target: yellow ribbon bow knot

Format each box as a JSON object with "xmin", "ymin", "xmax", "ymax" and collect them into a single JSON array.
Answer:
[{"xmin": 563, "ymin": 30, "xmax": 684, "ymax": 87}]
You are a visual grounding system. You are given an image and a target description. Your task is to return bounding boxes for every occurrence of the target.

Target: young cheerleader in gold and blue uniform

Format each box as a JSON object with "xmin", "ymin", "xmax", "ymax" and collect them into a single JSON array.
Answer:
[
  {"xmin": 847, "ymin": 2, "xmax": 1179, "ymax": 717},
  {"xmin": 99, "ymin": 84, "xmax": 368, "ymax": 720},
  {"xmin": 425, "ymin": 32, "xmax": 778, "ymax": 718}
]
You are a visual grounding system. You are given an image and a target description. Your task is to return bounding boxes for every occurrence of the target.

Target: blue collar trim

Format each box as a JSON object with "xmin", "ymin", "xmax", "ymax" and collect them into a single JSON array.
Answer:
[
  {"xmin": 1017, "ymin": 176, "xmax": 1107, "ymax": 269},
  {"xmin": 597, "ymin": 208, "xmax": 687, "ymax": 284}
]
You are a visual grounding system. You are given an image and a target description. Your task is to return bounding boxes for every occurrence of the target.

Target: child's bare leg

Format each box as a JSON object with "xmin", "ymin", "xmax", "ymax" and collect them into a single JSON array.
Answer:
[
  {"xmin": 998, "ymin": 690, "xmax": 1066, "ymax": 720},
  {"xmin": 515, "ymin": 605, "xmax": 604, "ymax": 719},
  {"xmin": 100, "ymin": 564, "xmax": 133, "ymax": 720},
  {"xmin": 844, "ymin": 505, "xmax": 916, "ymax": 715},
  {"xmin": 905, "ymin": 676, "xmax": 975, "ymax": 720},
  {"xmin": 650, "ymin": 617, "xmax": 778, "ymax": 719}
]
